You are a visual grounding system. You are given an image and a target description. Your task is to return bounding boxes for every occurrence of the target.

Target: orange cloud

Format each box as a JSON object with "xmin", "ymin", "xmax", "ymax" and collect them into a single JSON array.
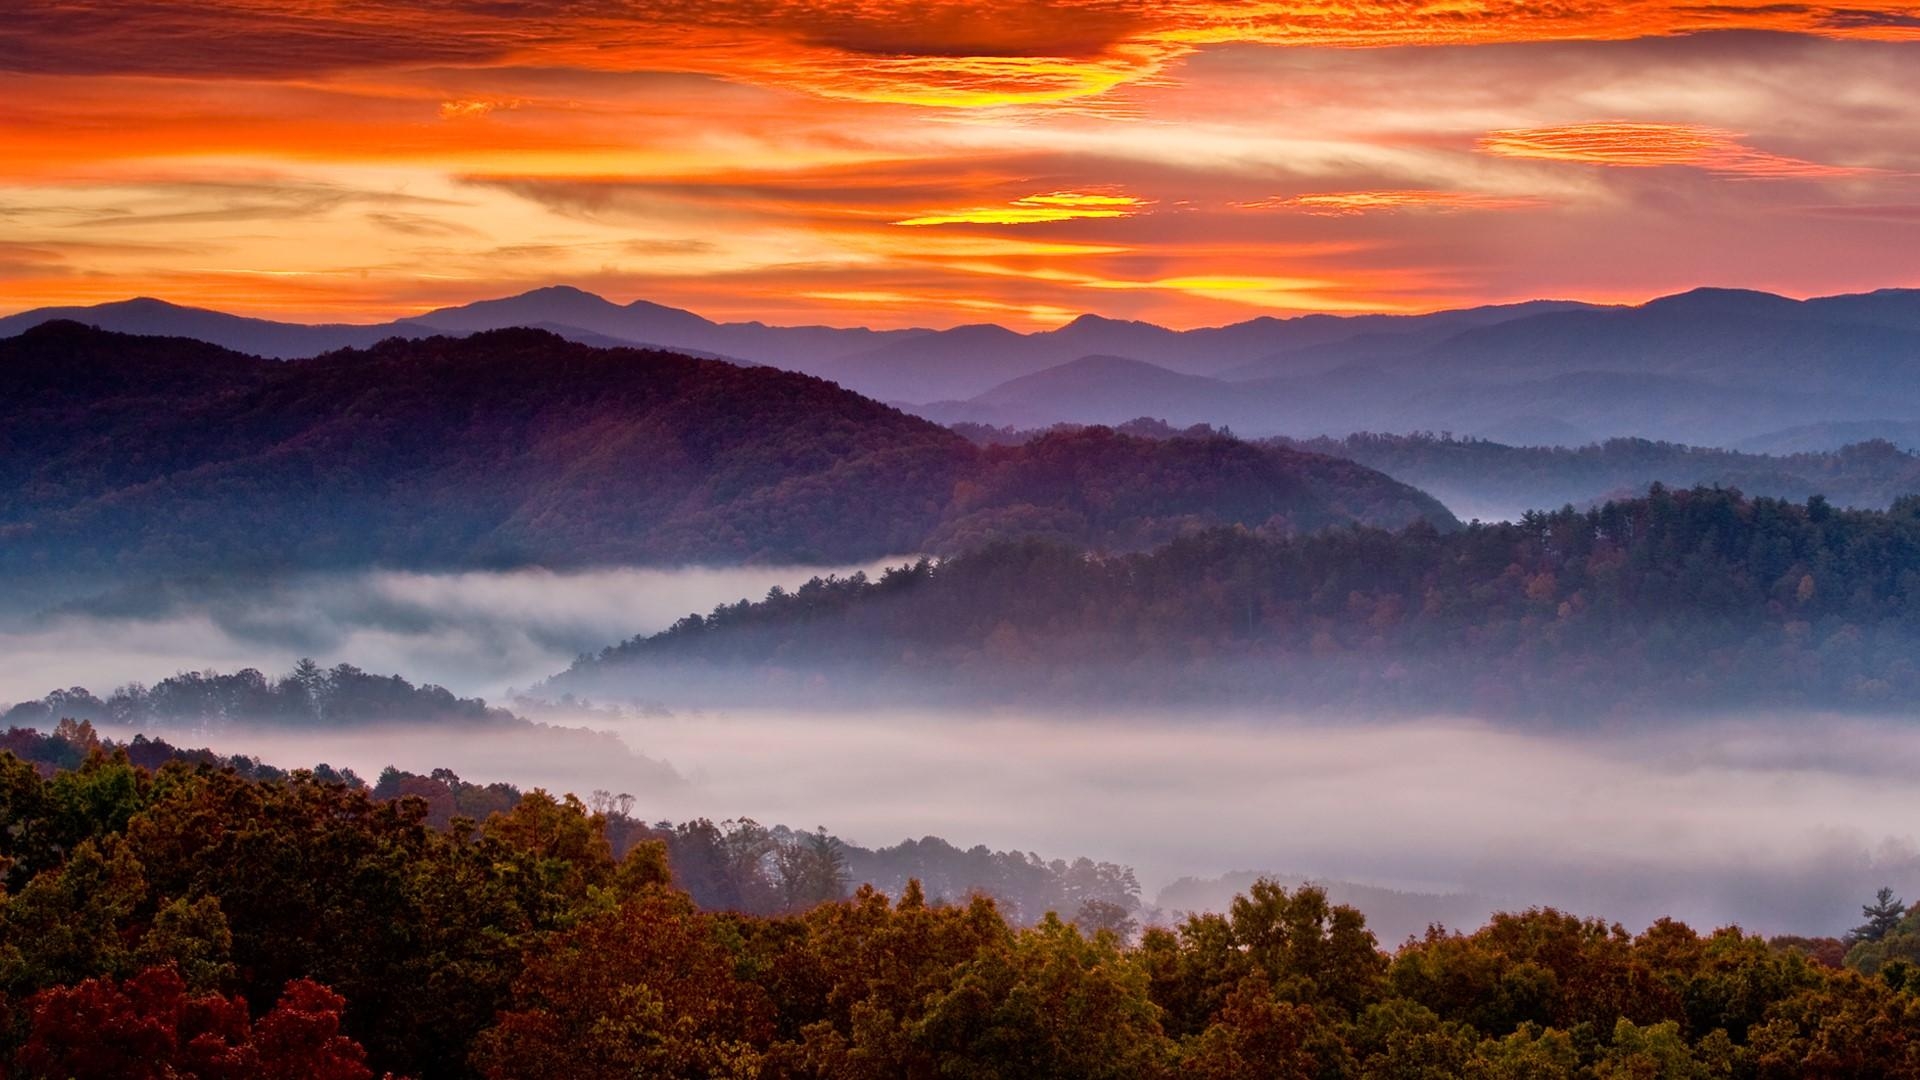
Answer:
[
  {"xmin": 1478, "ymin": 122, "xmax": 1873, "ymax": 178},
  {"xmin": 1240, "ymin": 191, "xmax": 1552, "ymax": 215},
  {"xmin": 5, "ymin": 4, "xmax": 1920, "ymax": 330},
  {"xmin": 9, "ymin": 0, "xmax": 1920, "ymax": 112},
  {"xmin": 438, "ymin": 98, "xmax": 526, "ymax": 121},
  {"xmin": 893, "ymin": 191, "xmax": 1147, "ymax": 226}
]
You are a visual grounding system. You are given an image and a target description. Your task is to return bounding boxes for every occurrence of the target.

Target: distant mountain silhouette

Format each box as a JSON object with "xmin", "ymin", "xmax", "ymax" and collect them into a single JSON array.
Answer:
[
  {"xmin": 1210, "ymin": 299, "xmax": 1603, "ymax": 381},
  {"xmin": 0, "ymin": 288, "xmax": 921, "ymax": 369},
  {"xmin": 933, "ymin": 355, "xmax": 1235, "ymax": 430},
  {"xmin": 9, "ymin": 286, "xmax": 1918, "ymax": 445},
  {"xmin": 920, "ymin": 288, "xmax": 1920, "ymax": 445},
  {"xmin": 406, "ymin": 284, "xmax": 928, "ymax": 371},
  {"xmin": 0, "ymin": 289, "xmax": 1604, "ymax": 401},
  {"xmin": 0, "ymin": 297, "xmax": 418, "ymax": 358},
  {"xmin": 819, "ymin": 300, "xmax": 1606, "ymax": 402},
  {"xmin": 1738, "ymin": 420, "xmax": 1920, "ymax": 455},
  {"xmin": 0, "ymin": 322, "xmax": 1453, "ymax": 576}
]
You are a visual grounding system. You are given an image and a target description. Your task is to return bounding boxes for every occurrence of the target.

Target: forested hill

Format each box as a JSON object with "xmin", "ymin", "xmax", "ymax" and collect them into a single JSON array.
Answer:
[
  {"xmin": 552, "ymin": 487, "xmax": 1920, "ymax": 719},
  {"xmin": 1270, "ymin": 431, "xmax": 1920, "ymax": 522},
  {"xmin": 0, "ymin": 322, "xmax": 1452, "ymax": 575},
  {"xmin": 956, "ymin": 420, "xmax": 1920, "ymax": 523}
]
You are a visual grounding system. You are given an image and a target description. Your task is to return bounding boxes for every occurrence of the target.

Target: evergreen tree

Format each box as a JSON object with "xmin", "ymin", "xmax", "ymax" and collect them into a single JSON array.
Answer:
[{"xmin": 1852, "ymin": 887, "xmax": 1908, "ymax": 943}]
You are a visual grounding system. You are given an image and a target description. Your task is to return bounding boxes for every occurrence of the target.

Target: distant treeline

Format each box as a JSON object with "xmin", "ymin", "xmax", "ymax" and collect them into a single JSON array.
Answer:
[
  {"xmin": 0, "ymin": 719, "xmax": 355, "ymax": 784},
  {"xmin": 951, "ymin": 416, "xmax": 1231, "ymax": 447},
  {"xmin": 953, "ymin": 419, "xmax": 1920, "ymax": 520},
  {"xmin": 0, "ymin": 739, "xmax": 1913, "ymax": 1078},
  {"xmin": 363, "ymin": 761, "xmax": 1140, "ymax": 927},
  {"xmin": 2, "ymin": 660, "xmax": 518, "ymax": 731},
  {"xmin": 1270, "ymin": 431, "xmax": 1920, "ymax": 519},
  {"xmin": 557, "ymin": 486, "xmax": 1920, "ymax": 719}
]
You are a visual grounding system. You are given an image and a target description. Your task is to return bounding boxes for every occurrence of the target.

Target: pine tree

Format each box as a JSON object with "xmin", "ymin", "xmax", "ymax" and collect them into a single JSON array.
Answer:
[{"xmin": 1851, "ymin": 887, "xmax": 1907, "ymax": 943}]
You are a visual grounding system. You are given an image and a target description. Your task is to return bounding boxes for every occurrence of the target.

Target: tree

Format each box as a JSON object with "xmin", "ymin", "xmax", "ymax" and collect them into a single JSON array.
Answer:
[
  {"xmin": 1851, "ymin": 888, "xmax": 1907, "ymax": 944},
  {"xmin": 1180, "ymin": 977, "xmax": 1344, "ymax": 1079},
  {"xmin": 912, "ymin": 912, "xmax": 1173, "ymax": 1078},
  {"xmin": 471, "ymin": 890, "xmax": 770, "ymax": 1080},
  {"xmin": 15, "ymin": 965, "xmax": 372, "ymax": 1080},
  {"xmin": 774, "ymin": 828, "xmax": 850, "ymax": 913},
  {"xmin": 1074, "ymin": 898, "xmax": 1141, "ymax": 942}
]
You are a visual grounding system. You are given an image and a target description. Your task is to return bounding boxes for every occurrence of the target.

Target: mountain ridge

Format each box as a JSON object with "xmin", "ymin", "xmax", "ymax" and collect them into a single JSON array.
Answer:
[
  {"xmin": 11, "ymin": 286, "xmax": 1920, "ymax": 446},
  {"xmin": 0, "ymin": 321, "xmax": 1455, "ymax": 576}
]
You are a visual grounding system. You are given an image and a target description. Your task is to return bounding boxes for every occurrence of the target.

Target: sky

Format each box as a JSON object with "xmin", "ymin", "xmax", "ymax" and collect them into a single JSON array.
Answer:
[{"xmin": 3, "ymin": 1, "xmax": 1920, "ymax": 328}]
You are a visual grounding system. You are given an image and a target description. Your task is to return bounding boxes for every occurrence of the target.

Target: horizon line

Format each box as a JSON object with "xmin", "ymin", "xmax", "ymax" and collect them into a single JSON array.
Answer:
[{"xmin": 4, "ymin": 282, "xmax": 1918, "ymax": 336}]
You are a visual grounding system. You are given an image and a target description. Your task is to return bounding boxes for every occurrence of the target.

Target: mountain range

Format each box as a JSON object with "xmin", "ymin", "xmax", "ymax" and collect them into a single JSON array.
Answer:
[
  {"xmin": 6, "ymin": 285, "xmax": 1919, "ymax": 447},
  {"xmin": 0, "ymin": 321, "xmax": 1451, "ymax": 577}
]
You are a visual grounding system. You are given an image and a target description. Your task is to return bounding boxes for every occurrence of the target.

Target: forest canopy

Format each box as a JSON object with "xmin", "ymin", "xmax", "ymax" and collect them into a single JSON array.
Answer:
[
  {"xmin": 955, "ymin": 419, "xmax": 1920, "ymax": 522},
  {"xmin": 1, "ymin": 661, "xmax": 517, "ymax": 732},
  {"xmin": 0, "ymin": 738, "xmax": 1910, "ymax": 1079},
  {"xmin": 554, "ymin": 486, "xmax": 1920, "ymax": 720}
]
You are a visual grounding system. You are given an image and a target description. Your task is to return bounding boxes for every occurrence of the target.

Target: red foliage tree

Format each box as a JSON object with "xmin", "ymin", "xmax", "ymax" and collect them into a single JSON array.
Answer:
[{"xmin": 17, "ymin": 965, "xmax": 373, "ymax": 1080}]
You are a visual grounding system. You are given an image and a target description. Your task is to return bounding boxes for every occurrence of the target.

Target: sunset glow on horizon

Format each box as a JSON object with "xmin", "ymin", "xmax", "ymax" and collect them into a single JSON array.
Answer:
[{"xmin": 4, "ymin": 2, "xmax": 1920, "ymax": 328}]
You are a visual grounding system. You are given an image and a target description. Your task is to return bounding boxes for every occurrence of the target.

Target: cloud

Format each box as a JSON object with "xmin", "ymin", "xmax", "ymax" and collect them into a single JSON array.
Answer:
[
  {"xmin": 364, "ymin": 211, "xmax": 484, "ymax": 238},
  {"xmin": 5, "ymin": 23, "xmax": 1920, "ymax": 328},
  {"xmin": 1239, "ymin": 190, "xmax": 1553, "ymax": 215},
  {"xmin": 893, "ymin": 190, "xmax": 1147, "ymax": 226},
  {"xmin": 1796, "ymin": 202, "xmax": 1920, "ymax": 221},
  {"xmin": 1478, "ymin": 121, "xmax": 1874, "ymax": 177},
  {"xmin": 0, "ymin": 0, "xmax": 510, "ymax": 78},
  {"xmin": 438, "ymin": 98, "xmax": 522, "ymax": 120},
  {"xmin": 7, "ymin": 0, "xmax": 1920, "ymax": 110}
]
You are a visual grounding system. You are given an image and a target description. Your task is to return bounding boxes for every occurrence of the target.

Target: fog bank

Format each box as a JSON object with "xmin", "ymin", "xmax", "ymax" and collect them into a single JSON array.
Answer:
[
  {"xmin": 11, "ymin": 564, "xmax": 1920, "ymax": 940},
  {"xmin": 130, "ymin": 704, "xmax": 1920, "ymax": 939},
  {"xmin": 0, "ymin": 562, "xmax": 894, "ymax": 704}
]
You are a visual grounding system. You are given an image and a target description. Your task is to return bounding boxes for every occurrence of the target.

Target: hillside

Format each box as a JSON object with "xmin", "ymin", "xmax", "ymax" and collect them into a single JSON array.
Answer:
[
  {"xmin": 0, "ymin": 323, "xmax": 1452, "ymax": 576},
  {"xmin": 1267, "ymin": 432, "xmax": 1920, "ymax": 522},
  {"xmin": 551, "ymin": 487, "xmax": 1920, "ymax": 719},
  {"xmin": 1739, "ymin": 419, "xmax": 1920, "ymax": 455}
]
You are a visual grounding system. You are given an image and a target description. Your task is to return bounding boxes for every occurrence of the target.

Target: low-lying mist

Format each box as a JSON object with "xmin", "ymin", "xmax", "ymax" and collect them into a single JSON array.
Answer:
[
  {"xmin": 13, "ymin": 564, "xmax": 1920, "ymax": 941},
  {"xmin": 118, "ymin": 703, "xmax": 1920, "ymax": 940},
  {"xmin": 0, "ymin": 562, "xmax": 895, "ymax": 705}
]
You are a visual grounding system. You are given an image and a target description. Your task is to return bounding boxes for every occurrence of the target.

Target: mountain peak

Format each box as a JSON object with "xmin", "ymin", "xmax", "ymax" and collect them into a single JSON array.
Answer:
[
  {"xmin": 1059, "ymin": 313, "xmax": 1121, "ymax": 329},
  {"xmin": 1641, "ymin": 287, "xmax": 1801, "ymax": 317},
  {"xmin": 1046, "ymin": 312, "xmax": 1169, "ymax": 337},
  {"xmin": 516, "ymin": 284, "xmax": 606, "ymax": 302},
  {"xmin": 109, "ymin": 296, "xmax": 192, "ymax": 312},
  {"xmin": 18, "ymin": 317, "xmax": 103, "ymax": 340}
]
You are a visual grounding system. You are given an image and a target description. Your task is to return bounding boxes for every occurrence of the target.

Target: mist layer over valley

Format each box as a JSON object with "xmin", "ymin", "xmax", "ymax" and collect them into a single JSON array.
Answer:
[
  {"xmin": 9, "ymin": 557, "xmax": 1920, "ymax": 940},
  {"xmin": 48, "ymin": 697, "xmax": 1920, "ymax": 940},
  {"xmin": 0, "ymin": 562, "xmax": 897, "ymax": 704}
]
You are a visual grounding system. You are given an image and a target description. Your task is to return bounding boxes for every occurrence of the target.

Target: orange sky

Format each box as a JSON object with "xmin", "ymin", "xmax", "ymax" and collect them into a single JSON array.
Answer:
[{"xmin": 3, "ymin": 1, "xmax": 1920, "ymax": 327}]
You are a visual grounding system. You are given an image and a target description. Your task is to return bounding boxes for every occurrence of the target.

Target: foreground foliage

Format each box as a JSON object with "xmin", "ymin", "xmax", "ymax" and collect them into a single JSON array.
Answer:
[{"xmin": 0, "ymin": 745, "xmax": 1911, "ymax": 1078}]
